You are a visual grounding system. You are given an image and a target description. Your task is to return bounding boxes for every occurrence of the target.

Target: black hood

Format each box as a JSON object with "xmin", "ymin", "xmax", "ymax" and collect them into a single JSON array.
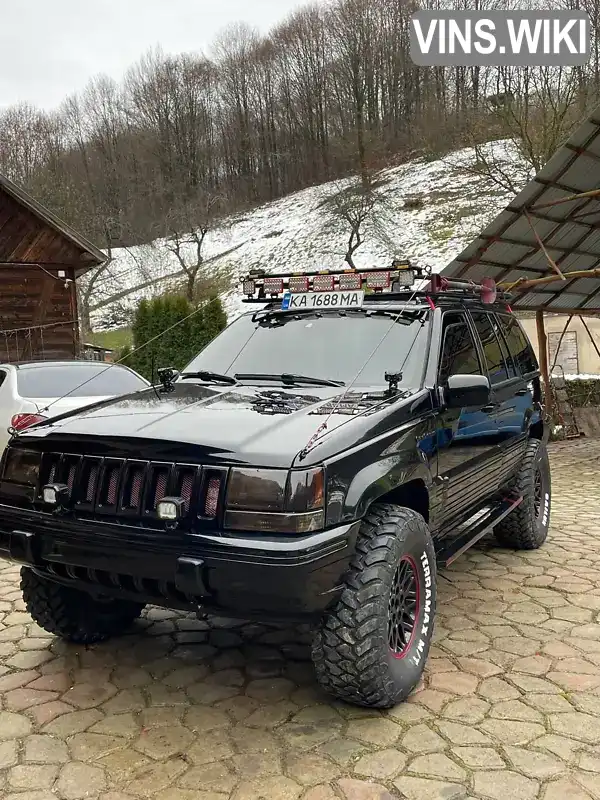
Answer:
[{"xmin": 15, "ymin": 382, "xmax": 421, "ymax": 467}]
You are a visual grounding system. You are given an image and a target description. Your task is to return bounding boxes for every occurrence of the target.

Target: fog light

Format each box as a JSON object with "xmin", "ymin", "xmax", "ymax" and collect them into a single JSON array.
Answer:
[
  {"xmin": 43, "ymin": 484, "xmax": 69, "ymax": 506},
  {"xmin": 157, "ymin": 497, "xmax": 185, "ymax": 521}
]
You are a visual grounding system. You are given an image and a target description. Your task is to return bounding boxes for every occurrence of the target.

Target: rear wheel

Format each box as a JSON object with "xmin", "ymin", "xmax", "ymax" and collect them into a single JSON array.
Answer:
[
  {"xmin": 312, "ymin": 504, "xmax": 436, "ymax": 709},
  {"xmin": 21, "ymin": 569, "xmax": 144, "ymax": 644},
  {"xmin": 494, "ymin": 438, "xmax": 551, "ymax": 550}
]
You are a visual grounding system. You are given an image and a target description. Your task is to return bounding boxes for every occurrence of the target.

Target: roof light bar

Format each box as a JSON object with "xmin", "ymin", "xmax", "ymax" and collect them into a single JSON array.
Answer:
[
  {"xmin": 339, "ymin": 273, "xmax": 362, "ymax": 291},
  {"xmin": 289, "ymin": 276, "xmax": 309, "ymax": 293},
  {"xmin": 393, "ymin": 270, "xmax": 415, "ymax": 288},
  {"xmin": 263, "ymin": 277, "xmax": 284, "ymax": 295},
  {"xmin": 366, "ymin": 271, "xmax": 391, "ymax": 290},
  {"xmin": 313, "ymin": 274, "xmax": 335, "ymax": 292},
  {"xmin": 240, "ymin": 261, "xmax": 425, "ymax": 304}
]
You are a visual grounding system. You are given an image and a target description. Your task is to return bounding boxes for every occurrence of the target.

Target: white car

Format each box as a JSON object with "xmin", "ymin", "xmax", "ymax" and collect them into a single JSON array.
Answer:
[{"xmin": 0, "ymin": 361, "xmax": 150, "ymax": 454}]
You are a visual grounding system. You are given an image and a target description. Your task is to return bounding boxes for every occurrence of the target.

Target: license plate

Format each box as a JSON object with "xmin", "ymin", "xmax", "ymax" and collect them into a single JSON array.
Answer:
[{"xmin": 281, "ymin": 290, "xmax": 364, "ymax": 310}]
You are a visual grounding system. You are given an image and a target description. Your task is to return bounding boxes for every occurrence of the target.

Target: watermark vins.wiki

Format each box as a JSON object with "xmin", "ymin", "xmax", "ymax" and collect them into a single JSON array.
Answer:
[{"xmin": 410, "ymin": 11, "xmax": 590, "ymax": 67}]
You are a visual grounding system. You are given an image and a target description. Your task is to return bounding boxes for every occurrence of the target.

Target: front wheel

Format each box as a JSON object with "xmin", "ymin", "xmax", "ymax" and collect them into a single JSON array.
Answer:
[
  {"xmin": 21, "ymin": 569, "xmax": 145, "ymax": 644},
  {"xmin": 494, "ymin": 438, "xmax": 551, "ymax": 550},
  {"xmin": 312, "ymin": 504, "xmax": 437, "ymax": 709}
]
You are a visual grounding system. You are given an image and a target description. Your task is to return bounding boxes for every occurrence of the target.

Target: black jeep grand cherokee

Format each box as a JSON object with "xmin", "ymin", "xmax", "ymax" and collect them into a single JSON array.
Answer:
[{"xmin": 0, "ymin": 265, "xmax": 550, "ymax": 709}]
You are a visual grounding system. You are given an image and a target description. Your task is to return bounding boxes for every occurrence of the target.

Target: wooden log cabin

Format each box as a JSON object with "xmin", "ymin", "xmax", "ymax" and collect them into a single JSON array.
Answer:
[{"xmin": 0, "ymin": 173, "xmax": 105, "ymax": 362}]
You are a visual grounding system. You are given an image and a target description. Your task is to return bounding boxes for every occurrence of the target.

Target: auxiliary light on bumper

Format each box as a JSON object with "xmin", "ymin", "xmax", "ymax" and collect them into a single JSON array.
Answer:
[
  {"xmin": 42, "ymin": 483, "xmax": 70, "ymax": 506},
  {"xmin": 157, "ymin": 497, "xmax": 186, "ymax": 521}
]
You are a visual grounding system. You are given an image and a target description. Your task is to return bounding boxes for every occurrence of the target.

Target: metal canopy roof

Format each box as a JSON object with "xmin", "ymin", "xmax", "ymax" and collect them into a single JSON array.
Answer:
[{"xmin": 442, "ymin": 106, "xmax": 600, "ymax": 315}]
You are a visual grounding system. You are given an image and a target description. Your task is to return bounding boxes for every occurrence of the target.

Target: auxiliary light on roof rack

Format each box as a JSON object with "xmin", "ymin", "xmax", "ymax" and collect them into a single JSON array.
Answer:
[{"xmin": 241, "ymin": 260, "xmax": 425, "ymax": 302}]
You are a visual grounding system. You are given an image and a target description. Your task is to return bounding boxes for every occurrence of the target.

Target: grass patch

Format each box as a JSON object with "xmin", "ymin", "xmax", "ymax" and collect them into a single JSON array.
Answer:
[
  {"xmin": 87, "ymin": 327, "xmax": 132, "ymax": 352},
  {"xmin": 430, "ymin": 227, "xmax": 455, "ymax": 243}
]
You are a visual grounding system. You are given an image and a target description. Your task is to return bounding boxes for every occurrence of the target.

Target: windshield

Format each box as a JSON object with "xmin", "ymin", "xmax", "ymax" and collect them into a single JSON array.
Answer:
[
  {"xmin": 17, "ymin": 364, "xmax": 148, "ymax": 399},
  {"xmin": 183, "ymin": 309, "xmax": 430, "ymax": 388}
]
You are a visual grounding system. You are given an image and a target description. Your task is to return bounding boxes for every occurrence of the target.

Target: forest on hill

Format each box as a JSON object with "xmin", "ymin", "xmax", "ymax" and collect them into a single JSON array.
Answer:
[{"xmin": 1, "ymin": 0, "xmax": 599, "ymax": 267}]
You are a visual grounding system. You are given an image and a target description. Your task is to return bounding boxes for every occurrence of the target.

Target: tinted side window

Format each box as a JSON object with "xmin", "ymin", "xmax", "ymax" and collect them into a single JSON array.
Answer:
[
  {"xmin": 497, "ymin": 314, "xmax": 538, "ymax": 376},
  {"xmin": 471, "ymin": 313, "xmax": 510, "ymax": 385},
  {"xmin": 438, "ymin": 314, "xmax": 481, "ymax": 385},
  {"xmin": 489, "ymin": 315, "xmax": 517, "ymax": 378}
]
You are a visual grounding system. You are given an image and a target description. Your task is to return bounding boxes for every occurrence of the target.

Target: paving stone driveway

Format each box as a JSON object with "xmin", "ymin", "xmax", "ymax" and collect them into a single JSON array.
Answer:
[{"xmin": 0, "ymin": 440, "xmax": 599, "ymax": 800}]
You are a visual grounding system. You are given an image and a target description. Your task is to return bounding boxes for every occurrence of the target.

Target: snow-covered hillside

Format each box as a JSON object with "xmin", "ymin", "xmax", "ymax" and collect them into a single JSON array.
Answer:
[{"xmin": 88, "ymin": 141, "xmax": 524, "ymax": 330}]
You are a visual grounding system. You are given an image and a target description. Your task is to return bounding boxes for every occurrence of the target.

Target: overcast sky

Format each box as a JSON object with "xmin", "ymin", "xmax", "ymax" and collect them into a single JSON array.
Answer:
[{"xmin": 0, "ymin": 0, "xmax": 309, "ymax": 110}]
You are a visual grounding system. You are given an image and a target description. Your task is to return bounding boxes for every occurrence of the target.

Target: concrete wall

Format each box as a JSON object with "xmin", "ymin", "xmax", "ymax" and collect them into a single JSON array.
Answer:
[
  {"xmin": 575, "ymin": 407, "xmax": 600, "ymax": 438},
  {"xmin": 519, "ymin": 315, "xmax": 600, "ymax": 376}
]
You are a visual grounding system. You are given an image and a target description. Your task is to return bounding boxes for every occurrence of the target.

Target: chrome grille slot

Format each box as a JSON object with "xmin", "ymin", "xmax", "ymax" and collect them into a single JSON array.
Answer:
[
  {"xmin": 145, "ymin": 464, "xmax": 171, "ymax": 513},
  {"xmin": 76, "ymin": 457, "xmax": 102, "ymax": 508},
  {"xmin": 174, "ymin": 466, "xmax": 198, "ymax": 513},
  {"xmin": 130, "ymin": 468, "xmax": 144, "ymax": 507},
  {"xmin": 39, "ymin": 452, "xmax": 61, "ymax": 493},
  {"xmin": 120, "ymin": 462, "xmax": 147, "ymax": 512},
  {"xmin": 86, "ymin": 465, "xmax": 99, "ymax": 502},
  {"xmin": 97, "ymin": 461, "xmax": 124, "ymax": 511},
  {"xmin": 67, "ymin": 463, "xmax": 77, "ymax": 493},
  {"xmin": 61, "ymin": 455, "xmax": 81, "ymax": 498}
]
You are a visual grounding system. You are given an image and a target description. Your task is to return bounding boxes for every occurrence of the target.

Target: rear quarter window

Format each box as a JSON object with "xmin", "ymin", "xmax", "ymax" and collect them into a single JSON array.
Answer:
[
  {"xmin": 497, "ymin": 315, "xmax": 538, "ymax": 376},
  {"xmin": 471, "ymin": 312, "xmax": 511, "ymax": 385},
  {"xmin": 17, "ymin": 365, "xmax": 147, "ymax": 398}
]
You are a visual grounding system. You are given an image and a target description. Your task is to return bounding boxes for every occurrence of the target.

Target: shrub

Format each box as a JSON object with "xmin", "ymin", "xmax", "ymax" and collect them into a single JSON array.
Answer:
[
  {"xmin": 565, "ymin": 378, "xmax": 600, "ymax": 408},
  {"xmin": 124, "ymin": 293, "xmax": 227, "ymax": 382}
]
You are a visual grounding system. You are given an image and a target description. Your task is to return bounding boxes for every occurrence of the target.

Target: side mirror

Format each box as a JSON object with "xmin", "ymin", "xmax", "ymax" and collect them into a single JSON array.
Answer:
[{"xmin": 445, "ymin": 374, "xmax": 491, "ymax": 409}]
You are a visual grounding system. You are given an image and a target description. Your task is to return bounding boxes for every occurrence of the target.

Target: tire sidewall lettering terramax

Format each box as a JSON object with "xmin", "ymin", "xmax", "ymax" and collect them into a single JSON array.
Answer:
[
  {"xmin": 384, "ymin": 520, "xmax": 437, "ymax": 690},
  {"xmin": 534, "ymin": 444, "xmax": 551, "ymax": 537}
]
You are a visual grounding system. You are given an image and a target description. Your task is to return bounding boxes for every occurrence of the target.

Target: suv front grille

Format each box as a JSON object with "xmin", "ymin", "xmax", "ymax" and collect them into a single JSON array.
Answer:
[{"xmin": 36, "ymin": 453, "xmax": 226, "ymax": 528}]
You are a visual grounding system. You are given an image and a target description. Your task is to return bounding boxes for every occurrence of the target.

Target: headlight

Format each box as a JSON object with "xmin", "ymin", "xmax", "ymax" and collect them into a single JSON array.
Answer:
[
  {"xmin": 226, "ymin": 469, "xmax": 287, "ymax": 512},
  {"xmin": 225, "ymin": 467, "xmax": 325, "ymax": 534},
  {"xmin": 2, "ymin": 448, "xmax": 40, "ymax": 486}
]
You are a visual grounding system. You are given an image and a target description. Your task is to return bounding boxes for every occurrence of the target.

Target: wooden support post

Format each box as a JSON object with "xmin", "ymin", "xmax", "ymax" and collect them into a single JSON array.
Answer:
[{"xmin": 536, "ymin": 310, "xmax": 553, "ymax": 420}]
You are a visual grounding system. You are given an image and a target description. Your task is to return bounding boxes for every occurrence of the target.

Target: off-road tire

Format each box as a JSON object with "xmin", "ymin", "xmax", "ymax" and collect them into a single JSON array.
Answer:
[
  {"xmin": 494, "ymin": 438, "xmax": 551, "ymax": 550},
  {"xmin": 312, "ymin": 504, "xmax": 437, "ymax": 709},
  {"xmin": 21, "ymin": 568, "xmax": 145, "ymax": 644}
]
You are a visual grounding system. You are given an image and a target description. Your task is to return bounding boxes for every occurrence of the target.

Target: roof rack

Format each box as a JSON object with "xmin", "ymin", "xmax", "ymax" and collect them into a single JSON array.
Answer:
[
  {"xmin": 427, "ymin": 275, "xmax": 512, "ymax": 305},
  {"xmin": 239, "ymin": 263, "xmax": 511, "ymax": 307},
  {"xmin": 240, "ymin": 261, "xmax": 425, "ymax": 303}
]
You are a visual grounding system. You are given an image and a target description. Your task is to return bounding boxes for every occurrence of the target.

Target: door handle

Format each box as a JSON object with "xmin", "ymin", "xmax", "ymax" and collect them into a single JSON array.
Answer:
[
  {"xmin": 515, "ymin": 389, "xmax": 528, "ymax": 396},
  {"xmin": 482, "ymin": 404, "xmax": 498, "ymax": 412}
]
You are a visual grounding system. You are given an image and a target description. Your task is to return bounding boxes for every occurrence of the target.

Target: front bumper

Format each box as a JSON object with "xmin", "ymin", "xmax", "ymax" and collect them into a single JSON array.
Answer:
[{"xmin": 0, "ymin": 505, "xmax": 360, "ymax": 621}]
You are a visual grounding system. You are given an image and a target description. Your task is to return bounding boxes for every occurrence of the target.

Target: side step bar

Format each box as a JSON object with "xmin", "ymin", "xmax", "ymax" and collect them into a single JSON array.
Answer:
[{"xmin": 437, "ymin": 495, "xmax": 523, "ymax": 568}]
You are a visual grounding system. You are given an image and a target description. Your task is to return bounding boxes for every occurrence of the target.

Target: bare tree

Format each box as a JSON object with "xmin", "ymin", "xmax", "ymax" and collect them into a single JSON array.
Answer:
[
  {"xmin": 321, "ymin": 171, "xmax": 391, "ymax": 267},
  {"xmin": 163, "ymin": 192, "xmax": 230, "ymax": 301},
  {"xmin": 463, "ymin": 65, "xmax": 582, "ymax": 195}
]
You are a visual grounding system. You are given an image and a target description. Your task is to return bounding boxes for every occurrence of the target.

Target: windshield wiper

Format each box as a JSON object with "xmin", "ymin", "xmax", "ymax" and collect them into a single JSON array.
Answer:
[
  {"xmin": 235, "ymin": 372, "xmax": 345, "ymax": 388},
  {"xmin": 180, "ymin": 371, "xmax": 237, "ymax": 385}
]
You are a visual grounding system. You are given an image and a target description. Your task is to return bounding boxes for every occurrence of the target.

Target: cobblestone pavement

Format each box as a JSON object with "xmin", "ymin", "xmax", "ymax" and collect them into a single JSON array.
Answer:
[{"xmin": 0, "ymin": 440, "xmax": 599, "ymax": 800}]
